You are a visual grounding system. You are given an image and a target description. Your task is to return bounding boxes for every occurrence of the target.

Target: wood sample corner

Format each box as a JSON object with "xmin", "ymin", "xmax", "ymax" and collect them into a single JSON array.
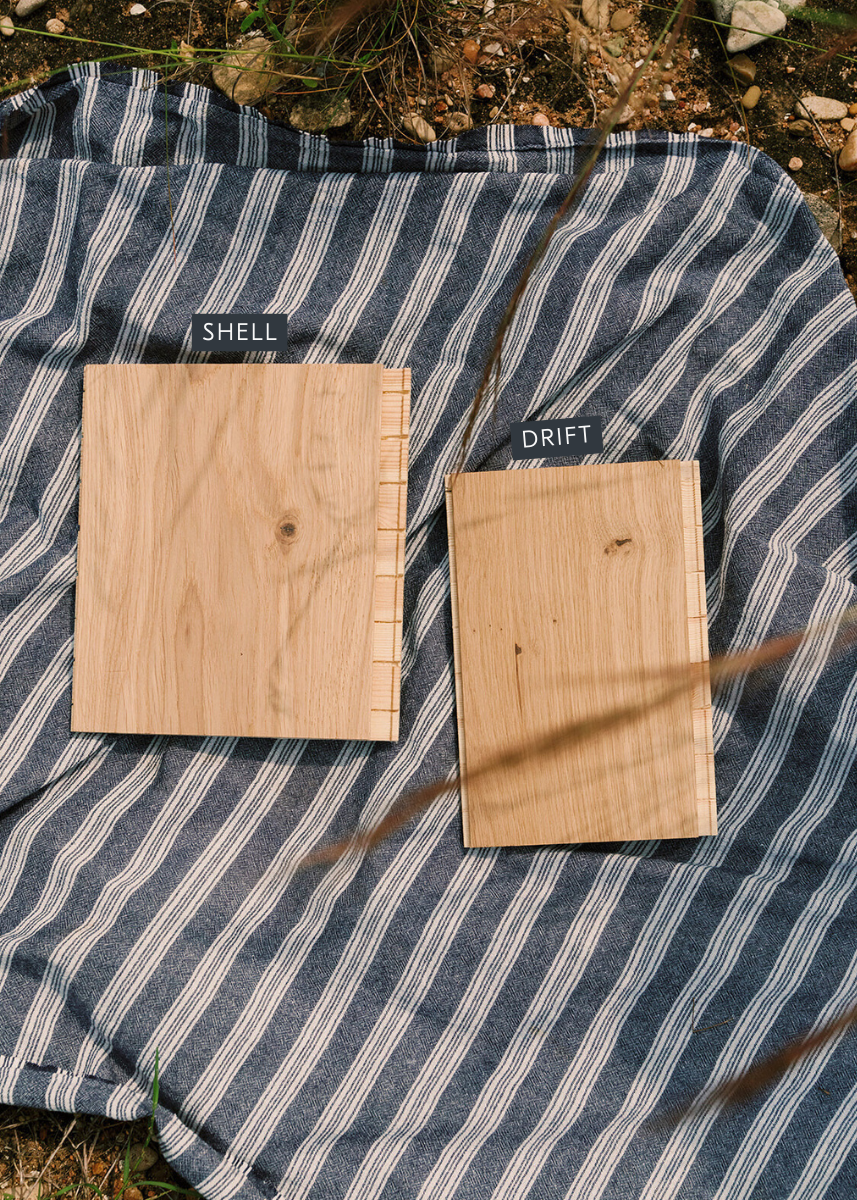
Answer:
[
  {"xmin": 72, "ymin": 364, "xmax": 409, "ymax": 740},
  {"xmin": 445, "ymin": 459, "xmax": 716, "ymax": 847}
]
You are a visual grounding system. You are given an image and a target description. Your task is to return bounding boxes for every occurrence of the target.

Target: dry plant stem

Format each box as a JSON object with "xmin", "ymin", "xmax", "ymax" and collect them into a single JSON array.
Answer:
[
  {"xmin": 447, "ymin": 0, "xmax": 697, "ymax": 484},
  {"xmin": 296, "ymin": 602, "xmax": 857, "ymax": 872},
  {"xmin": 651, "ymin": 1002, "xmax": 857, "ymax": 1130}
]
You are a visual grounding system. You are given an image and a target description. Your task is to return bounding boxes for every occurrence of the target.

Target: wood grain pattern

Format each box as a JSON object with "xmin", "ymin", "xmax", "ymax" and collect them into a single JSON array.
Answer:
[
  {"xmin": 73, "ymin": 363, "xmax": 410, "ymax": 740},
  {"xmin": 445, "ymin": 460, "xmax": 716, "ymax": 847}
]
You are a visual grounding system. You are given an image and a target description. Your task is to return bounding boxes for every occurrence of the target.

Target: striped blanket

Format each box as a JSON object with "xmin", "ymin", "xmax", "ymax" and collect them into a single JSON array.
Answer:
[{"xmin": 2, "ymin": 63, "xmax": 857, "ymax": 1200}]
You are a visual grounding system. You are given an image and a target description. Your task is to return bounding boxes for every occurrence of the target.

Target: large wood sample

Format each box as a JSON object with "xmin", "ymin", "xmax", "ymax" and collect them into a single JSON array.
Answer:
[
  {"xmin": 445, "ymin": 460, "xmax": 716, "ymax": 847},
  {"xmin": 73, "ymin": 364, "xmax": 409, "ymax": 740}
]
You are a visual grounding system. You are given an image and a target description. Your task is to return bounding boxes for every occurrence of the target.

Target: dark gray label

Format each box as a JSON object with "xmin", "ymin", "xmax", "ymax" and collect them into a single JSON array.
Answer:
[
  {"xmin": 191, "ymin": 314, "xmax": 288, "ymax": 352},
  {"xmin": 511, "ymin": 417, "xmax": 603, "ymax": 459}
]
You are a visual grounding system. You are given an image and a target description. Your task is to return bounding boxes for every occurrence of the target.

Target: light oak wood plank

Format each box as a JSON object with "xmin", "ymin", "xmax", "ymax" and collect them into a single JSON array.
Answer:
[
  {"xmin": 445, "ymin": 460, "xmax": 716, "ymax": 847},
  {"xmin": 73, "ymin": 364, "xmax": 409, "ymax": 740}
]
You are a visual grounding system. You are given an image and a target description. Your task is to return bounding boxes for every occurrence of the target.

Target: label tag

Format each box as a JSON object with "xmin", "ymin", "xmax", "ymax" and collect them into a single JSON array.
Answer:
[
  {"xmin": 511, "ymin": 417, "xmax": 603, "ymax": 460},
  {"xmin": 191, "ymin": 314, "xmax": 288, "ymax": 352}
]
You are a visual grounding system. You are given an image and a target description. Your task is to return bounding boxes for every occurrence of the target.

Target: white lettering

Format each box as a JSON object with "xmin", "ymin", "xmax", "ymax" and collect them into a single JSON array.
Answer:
[
  {"xmin": 202, "ymin": 322, "xmax": 214, "ymax": 341},
  {"xmin": 217, "ymin": 322, "xmax": 233, "ymax": 340},
  {"xmin": 266, "ymin": 322, "xmax": 276, "ymax": 342},
  {"xmin": 564, "ymin": 425, "xmax": 576, "ymax": 444},
  {"xmin": 236, "ymin": 322, "xmax": 248, "ymax": 340},
  {"xmin": 578, "ymin": 424, "xmax": 590, "ymax": 443},
  {"xmin": 542, "ymin": 429, "xmax": 554, "ymax": 447},
  {"xmin": 523, "ymin": 429, "xmax": 537, "ymax": 448}
]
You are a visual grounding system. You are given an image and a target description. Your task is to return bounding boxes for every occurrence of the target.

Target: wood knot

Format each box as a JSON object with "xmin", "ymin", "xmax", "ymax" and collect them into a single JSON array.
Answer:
[
  {"xmin": 276, "ymin": 514, "xmax": 300, "ymax": 546},
  {"xmin": 604, "ymin": 537, "xmax": 632, "ymax": 555}
]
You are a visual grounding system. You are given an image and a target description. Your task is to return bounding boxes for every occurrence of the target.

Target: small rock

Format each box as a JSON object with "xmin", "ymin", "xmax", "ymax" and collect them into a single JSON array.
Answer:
[
  {"xmin": 741, "ymin": 85, "xmax": 761, "ymax": 109},
  {"xmin": 461, "ymin": 38, "xmax": 479, "ymax": 63},
  {"xmin": 581, "ymin": 0, "xmax": 609, "ymax": 30},
  {"xmin": 230, "ymin": 0, "xmax": 250, "ymax": 10},
  {"xmin": 802, "ymin": 192, "xmax": 842, "ymax": 252},
  {"xmin": 840, "ymin": 128, "xmax": 857, "ymax": 172},
  {"xmin": 289, "ymin": 92, "xmax": 350, "ymax": 132},
  {"xmin": 120, "ymin": 1189, "xmax": 144, "ymax": 1200},
  {"xmin": 850, "ymin": 102, "xmax": 857, "ymax": 117},
  {"xmin": 605, "ymin": 35, "xmax": 625, "ymax": 56},
  {"xmin": 431, "ymin": 47, "xmax": 458, "ymax": 73},
  {"xmin": 787, "ymin": 119, "xmax": 812, "ymax": 137},
  {"xmin": 402, "ymin": 112, "xmax": 436, "ymax": 142},
  {"xmin": 129, "ymin": 1144, "xmax": 158, "ymax": 1172},
  {"xmin": 212, "ymin": 38, "xmax": 283, "ymax": 107},
  {"xmin": 45, "ymin": 15, "xmax": 65, "ymax": 29},
  {"xmin": 788, "ymin": 156, "xmax": 802, "ymax": 170},
  {"xmin": 128, "ymin": 2, "xmax": 146, "ymax": 12},
  {"xmin": 795, "ymin": 96, "xmax": 848, "ymax": 122},
  {"xmin": 179, "ymin": 38, "xmax": 194, "ymax": 59},
  {"xmin": 699, "ymin": 128, "xmax": 715, "ymax": 137},
  {"xmin": 661, "ymin": 87, "xmax": 676, "ymax": 103},
  {"xmin": 0, "ymin": 14, "xmax": 13, "ymax": 34},
  {"xmin": 727, "ymin": 52, "xmax": 756, "ymax": 86},
  {"xmin": 482, "ymin": 41, "xmax": 502, "ymax": 55},
  {"xmin": 14, "ymin": 0, "xmax": 47, "ymax": 15},
  {"xmin": 532, "ymin": 112, "xmax": 549, "ymax": 125},
  {"xmin": 475, "ymin": 83, "xmax": 495, "ymax": 99},
  {"xmin": 709, "ymin": 0, "xmax": 737, "ymax": 21},
  {"xmin": 726, "ymin": 0, "xmax": 786, "ymax": 54},
  {"xmin": 610, "ymin": 8, "xmax": 634, "ymax": 30},
  {"xmin": 614, "ymin": 105, "xmax": 634, "ymax": 124},
  {"xmin": 445, "ymin": 112, "xmax": 473, "ymax": 134},
  {"xmin": 842, "ymin": 118, "xmax": 855, "ymax": 133}
]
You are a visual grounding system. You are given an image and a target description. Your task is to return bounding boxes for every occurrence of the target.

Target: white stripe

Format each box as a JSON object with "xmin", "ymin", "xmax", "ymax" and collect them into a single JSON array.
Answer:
[
  {"xmin": 416, "ymin": 849, "xmax": 649, "ymax": 1200},
  {"xmin": 16, "ymin": 738, "xmax": 303, "ymax": 1067},
  {"xmin": 170, "ymin": 667, "xmax": 457, "ymax": 1175},
  {"xmin": 0, "ymin": 731, "xmax": 167, "ymax": 981},
  {"xmin": 641, "ymin": 823, "xmax": 857, "ymax": 1199},
  {"xmin": 336, "ymin": 850, "xmax": 572, "ymax": 1200},
  {"xmin": 0, "ymin": 426, "xmax": 79, "ymax": 582},
  {"xmin": 0, "ymin": 167, "xmax": 156, "ymax": 523},
  {"xmin": 304, "ymin": 173, "xmax": 423, "ymax": 363}
]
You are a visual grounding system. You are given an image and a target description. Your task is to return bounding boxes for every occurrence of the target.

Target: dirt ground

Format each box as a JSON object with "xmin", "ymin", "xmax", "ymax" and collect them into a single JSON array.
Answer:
[
  {"xmin": 0, "ymin": 1, "xmax": 856, "ymax": 1196},
  {"xmin": 1, "ymin": 0, "xmax": 856, "ymax": 294}
]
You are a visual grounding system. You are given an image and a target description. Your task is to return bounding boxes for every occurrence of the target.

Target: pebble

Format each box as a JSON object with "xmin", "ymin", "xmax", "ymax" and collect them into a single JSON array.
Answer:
[
  {"xmin": 461, "ymin": 38, "xmax": 479, "ymax": 64},
  {"xmin": 446, "ymin": 112, "xmax": 473, "ymax": 134},
  {"xmin": 482, "ymin": 41, "xmax": 502, "ymax": 55},
  {"xmin": 288, "ymin": 93, "xmax": 351, "ymax": 132},
  {"xmin": 581, "ymin": 0, "xmax": 609, "ymax": 31},
  {"xmin": 129, "ymin": 1144, "xmax": 159, "ymax": 1172},
  {"xmin": 850, "ymin": 103, "xmax": 857, "ymax": 117},
  {"xmin": 795, "ymin": 96, "xmax": 848, "ymax": 121},
  {"xmin": 661, "ymin": 87, "xmax": 676, "ymax": 103},
  {"xmin": 128, "ymin": 2, "xmax": 146, "ymax": 11},
  {"xmin": 46, "ymin": 15, "xmax": 65, "ymax": 29},
  {"xmin": 532, "ymin": 112, "xmax": 549, "ymax": 125},
  {"xmin": 610, "ymin": 9, "xmax": 634, "ymax": 30},
  {"xmin": 727, "ymin": 53, "xmax": 756, "ymax": 86},
  {"xmin": 14, "ymin": 0, "xmax": 47, "ymax": 15},
  {"xmin": 787, "ymin": 120, "xmax": 812, "ymax": 137},
  {"xmin": 726, "ymin": 0, "xmax": 786, "ymax": 54},
  {"xmin": 788, "ymin": 156, "xmax": 802, "ymax": 170},
  {"xmin": 605, "ymin": 36, "xmax": 625, "ymax": 56},
  {"xmin": 840, "ymin": 128, "xmax": 857, "ymax": 172},
  {"xmin": 212, "ymin": 39, "xmax": 284, "ymax": 107},
  {"xmin": 475, "ymin": 83, "xmax": 495, "ymax": 99},
  {"xmin": 402, "ymin": 112, "xmax": 436, "ymax": 142},
  {"xmin": 0, "ymin": 14, "xmax": 13, "ymax": 34},
  {"xmin": 842, "ymin": 118, "xmax": 856, "ymax": 133},
  {"xmin": 741, "ymin": 85, "xmax": 761, "ymax": 109}
]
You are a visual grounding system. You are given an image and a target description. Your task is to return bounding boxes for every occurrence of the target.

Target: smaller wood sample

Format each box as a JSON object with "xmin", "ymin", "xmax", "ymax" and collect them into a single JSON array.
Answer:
[
  {"xmin": 73, "ymin": 364, "xmax": 409, "ymax": 740},
  {"xmin": 445, "ymin": 460, "xmax": 716, "ymax": 847}
]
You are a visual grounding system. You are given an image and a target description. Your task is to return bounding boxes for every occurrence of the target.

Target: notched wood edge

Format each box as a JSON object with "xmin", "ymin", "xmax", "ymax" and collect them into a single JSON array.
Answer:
[
  {"xmin": 681, "ymin": 459, "xmax": 716, "ymax": 836},
  {"xmin": 370, "ymin": 369, "xmax": 411, "ymax": 741}
]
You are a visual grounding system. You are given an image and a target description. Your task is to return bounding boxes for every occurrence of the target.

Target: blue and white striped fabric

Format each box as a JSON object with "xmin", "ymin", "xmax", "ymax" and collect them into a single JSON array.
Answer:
[{"xmin": 2, "ymin": 62, "xmax": 857, "ymax": 1200}]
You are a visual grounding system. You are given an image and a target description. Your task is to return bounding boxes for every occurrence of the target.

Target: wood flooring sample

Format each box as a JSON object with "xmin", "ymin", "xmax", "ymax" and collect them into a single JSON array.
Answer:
[
  {"xmin": 73, "ymin": 364, "xmax": 409, "ymax": 740},
  {"xmin": 445, "ymin": 460, "xmax": 716, "ymax": 847}
]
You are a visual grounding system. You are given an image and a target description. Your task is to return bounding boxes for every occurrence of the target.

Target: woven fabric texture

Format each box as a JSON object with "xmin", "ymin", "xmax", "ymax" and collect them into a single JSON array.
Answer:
[{"xmin": 1, "ymin": 62, "xmax": 857, "ymax": 1200}]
